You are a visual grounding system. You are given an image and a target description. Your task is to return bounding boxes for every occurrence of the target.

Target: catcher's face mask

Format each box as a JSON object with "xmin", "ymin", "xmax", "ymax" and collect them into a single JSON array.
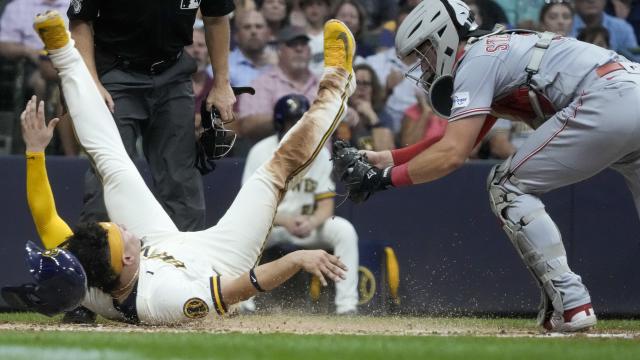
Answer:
[
  {"xmin": 195, "ymin": 87, "xmax": 255, "ymax": 175},
  {"xmin": 405, "ymin": 41, "xmax": 438, "ymax": 93}
]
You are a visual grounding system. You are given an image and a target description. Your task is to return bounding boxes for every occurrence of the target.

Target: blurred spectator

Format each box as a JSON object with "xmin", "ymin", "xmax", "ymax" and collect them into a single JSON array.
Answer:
[
  {"xmin": 377, "ymin": 4, "xmax": 415, "ymax": 55},
  {"xmin": 0, "ymin": 0, "xmax": 67, "ymax": 98},
  {"xmin": 465, "ymin": 0, "xmax": 510, "ymax": 30},
  {"xmin": 333, "ymin": 0, "xmax": 377, "ymax": 58},
  {"xmin": 606, "ymin": 0, "xmax": 640, "ymax": 42},
  {"xmin": 235, "ymin": 0, "xmax": 258, "ymax": 12},
  {"xmin": 365, "ymin": 7, "xmax": 419, "ymax": 133},
  {"xmin": 288, "ymin": 0, "xmax": 309, "ymax": 27},
  {"xmin": 470, "ymin": 119, "xmax": 516, "ymax": 160},
  {"xmin": 399, "ymin": 93, "xmax": 447, "ymax": 147},
  {"xmin": 185, "ymin": 26, "xmax": 213, "ymax": 133},
  {"xmin": 237, "ymin": 26, "xmax": 318, "ymax": 142},
  {"xmin": 358, "ymin": 0, "xmax": 399, "ymax": 31},
  {"xmin": 301, "ymin": 0, "xmax": 331, "ymax": 76},
  {"xmin": 242, "ymin": 94, "xmax": 359, "ymax": 315},
  {"xmin": 577, "ymin": 25, "xmax": 611, "ymax": 48},
  {"xmin": 510, "ymin": 121, "xmax": 534, "ymax": 150},
  {"xmin": 228, "ymin": 10, "xmax": 275, "ymax": 87},
  {"xmin": 0, "ymin": 0, "xmax": 69, "ymax": 154},
  {"xmin": 539, "ymin": 0, "xmax": 574, "ymax": 36},
  {"xmin": 494, "ymin": 0, "xmax": 545, "ymax": 28},
  {"xmin": 259, "ymin": 0, "xmax": 290, "ymax": 43},
  {"xmin": 571, "ymin": 0, "xmax": 638, "ymax": 56},
  {"xmin": 344, "ymin": 63, "xmax": 395, "ymax": 151}
]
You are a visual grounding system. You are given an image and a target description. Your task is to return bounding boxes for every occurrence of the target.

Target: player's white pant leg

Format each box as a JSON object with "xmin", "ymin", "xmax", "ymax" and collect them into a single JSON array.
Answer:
[
  {"xmin": 316, "ymin": 217, "xmax": 359, "ymax": 313},
  {"xmin": 46, "ymin": 42, "xmax": 178, "ymax": 237},
  {"xmin": 197, "ymin": 68, "xmax": 355, "ymax": 276},
  {"xmin": 488, "ymin": 74, "xmax": 640, "ymax": 323},
  {"xmin": 267, "ymin": 217, "xmax": 359, "ymax": 313}
]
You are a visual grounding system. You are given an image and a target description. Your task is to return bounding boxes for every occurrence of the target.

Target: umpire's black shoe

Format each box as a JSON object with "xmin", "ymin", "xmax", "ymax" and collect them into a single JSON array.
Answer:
[{"xmin": 62, "ymin": 306, "xmax": 97, "ymax": 324}]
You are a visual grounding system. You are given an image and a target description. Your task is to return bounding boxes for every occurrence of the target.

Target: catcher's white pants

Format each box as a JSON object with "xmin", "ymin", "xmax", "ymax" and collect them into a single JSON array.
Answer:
[
  {"xmin": 268, "ymin": 216, "xmax": 359, "ymax": 313},
  {"xmin": 49, "ymin": 40, "xmax": 355, "ymax": 279}
]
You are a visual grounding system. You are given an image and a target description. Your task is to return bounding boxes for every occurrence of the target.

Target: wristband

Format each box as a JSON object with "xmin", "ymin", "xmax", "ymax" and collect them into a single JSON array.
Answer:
[
  {"xmin": 391, "ymin": 163, "xmax": 413, "ymax": 187},
  {"xmin": 249, "ymin": 268, "xmax": 265, "ymax": 292}
]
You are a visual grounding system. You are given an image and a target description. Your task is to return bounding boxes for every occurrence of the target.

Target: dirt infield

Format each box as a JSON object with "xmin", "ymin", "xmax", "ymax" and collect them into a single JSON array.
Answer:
[{"xmin": 1, "ymin": 314, "xmax": 639, "ymax": 338}]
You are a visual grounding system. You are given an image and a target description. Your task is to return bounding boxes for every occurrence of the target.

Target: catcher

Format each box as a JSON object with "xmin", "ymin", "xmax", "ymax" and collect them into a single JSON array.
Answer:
[
  {"xmin": 333, "ymin": 0, "xmax": 640, "ymax": 332},
  {"xmin": 4, "ymin": 11, "xmax": 356, "ymax": 325}
]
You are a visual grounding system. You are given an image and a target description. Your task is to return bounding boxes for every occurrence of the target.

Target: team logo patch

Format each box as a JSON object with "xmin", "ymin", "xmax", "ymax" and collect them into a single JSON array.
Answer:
[
  {"xmin": 180, "ymin": 0, "xmax": 201, "ymax": 10},
  {"xmin": 451, "ymin": 92, "xmax": 470, "ymax": 109},
  {"xmin": 357, "ymin": 266, "xmax": 376, "ymax": 305},
  {"xmin": 42, "ymin": 248, "xmax": 60, "ymax": 257},
  {"xmin": 183, "ymin": 297, "xmax": 209, "ymax": 319}
]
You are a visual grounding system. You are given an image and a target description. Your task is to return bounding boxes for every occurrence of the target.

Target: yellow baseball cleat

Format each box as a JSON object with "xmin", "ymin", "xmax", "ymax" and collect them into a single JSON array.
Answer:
[
  {"xmin": 34, "ymin": 10, "xmax": 70, "ymax": 51},
  {"xmin": 323, "ymin": 19, "xmax": 355, "ymax": 72}
]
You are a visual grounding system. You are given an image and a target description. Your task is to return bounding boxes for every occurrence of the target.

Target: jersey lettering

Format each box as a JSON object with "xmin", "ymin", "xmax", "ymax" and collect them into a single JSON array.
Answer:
[
  {"xmin": 141, "ymin": 246, "xmax": 186, "ymax": 268},
  {"xmin": 289, "ymin": 178, "xmax": 318, "ymax": 193}
]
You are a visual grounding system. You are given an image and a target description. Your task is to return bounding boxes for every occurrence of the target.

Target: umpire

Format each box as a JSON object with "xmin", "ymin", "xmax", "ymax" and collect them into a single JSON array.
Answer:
[{"xmin": 63, "ymin": 0, "xmax": 236, "ymax": 322}]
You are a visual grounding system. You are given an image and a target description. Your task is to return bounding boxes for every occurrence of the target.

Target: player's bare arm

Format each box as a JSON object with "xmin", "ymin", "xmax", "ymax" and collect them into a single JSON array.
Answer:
[
  {"xmin": 333, "ymin": 115, "xmax": 485, "ymax": 202},
  {"xmin": 220, "ymin": 249, "xmax": 347, "ymax": 304},
  {"xmin": 406, "ymin": 115, "xmax": 485, "ymax": 184}
]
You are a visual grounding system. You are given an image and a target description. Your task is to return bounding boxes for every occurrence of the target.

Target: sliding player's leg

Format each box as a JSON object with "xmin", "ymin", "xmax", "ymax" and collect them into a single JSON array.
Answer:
[
  {"xmin": 198, "ymin": 20, "xmax": 356, "ymax": 276},
  {"xmin": 34, "ymin": 11, "xmax": 177, "ymax": 237}
]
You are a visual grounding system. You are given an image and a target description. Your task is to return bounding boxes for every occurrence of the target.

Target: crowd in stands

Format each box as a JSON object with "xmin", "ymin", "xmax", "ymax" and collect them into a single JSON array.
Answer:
[{"xmin": 1, "ymin": 0, "xmax": 639, "ymax": 160}]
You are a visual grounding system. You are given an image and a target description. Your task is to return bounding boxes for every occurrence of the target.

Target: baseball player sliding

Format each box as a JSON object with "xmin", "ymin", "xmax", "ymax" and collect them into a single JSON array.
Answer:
[
  {"xmin": 17, "ymin": 10, "xmax": 356, "ymax": 325},
  {"xmin": 333, "ymin": 0, "xmax": 640, "ymax": 332},
  {"xmin": 242, "ymin": 94, "xmax": 359, "ymax": 315}
]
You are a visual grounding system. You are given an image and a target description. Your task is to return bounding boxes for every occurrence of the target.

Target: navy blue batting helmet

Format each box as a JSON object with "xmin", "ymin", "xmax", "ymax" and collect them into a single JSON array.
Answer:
[
  {"xmin": 273, "ymin": 94, "xmax": 310, "ymax": 135},
  {"xmin": 1, "ymin": 241, "xmax": 87, "ymax": 316}
]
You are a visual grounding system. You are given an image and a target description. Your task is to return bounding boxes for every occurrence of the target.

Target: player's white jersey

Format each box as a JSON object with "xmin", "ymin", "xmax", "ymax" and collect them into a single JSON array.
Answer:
[
  {"xmin": 82, "ymin": 233, "xmax": 226, "ymax": 325},
  {"xmin": 243, "ymin": 135, "xmax": 335, "ymax": 216},
  {"xmin": 449, "ymin": 33, "xmax": 622, "ymax": 125}
]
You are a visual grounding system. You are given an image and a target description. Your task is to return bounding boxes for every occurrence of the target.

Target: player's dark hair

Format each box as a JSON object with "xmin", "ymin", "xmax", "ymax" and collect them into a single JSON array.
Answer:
[
  {"xmin": 353, "ymin": 63, "xmax": 385, "ymax": 113},
  {"xmin": 577, "ymin": 26, "xmax": 610, "ymax": 49},
  {"xmin": 539, "ymin": 1, "xmax": 574, "ymax": 23},
  {"xmin": 65, "ymin": 222, "xmax": 119, "ymax": 292},
  {"xmin": 331, "ymin": 0, "xmax": 368, "ymax": 37}
]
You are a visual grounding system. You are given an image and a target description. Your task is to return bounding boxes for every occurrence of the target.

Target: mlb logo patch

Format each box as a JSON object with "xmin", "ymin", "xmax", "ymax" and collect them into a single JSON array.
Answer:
[
  {"xmin": 71, "ymin": 0, "xmax": 83, "ymax": 14},
  {"xmin": 181, "ymin": 0, "xmax": 201, "ymax": 10}
]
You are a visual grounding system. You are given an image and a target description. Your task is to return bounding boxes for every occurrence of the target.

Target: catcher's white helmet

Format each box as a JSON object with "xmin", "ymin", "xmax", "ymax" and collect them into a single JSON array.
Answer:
[{"xmin": 395, "ymin": 0, "xmax": 477, "ymax": 94}]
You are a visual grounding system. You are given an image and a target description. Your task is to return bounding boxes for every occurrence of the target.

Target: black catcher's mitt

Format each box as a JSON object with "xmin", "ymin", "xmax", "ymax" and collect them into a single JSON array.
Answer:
[{"xmin": 331, "ymin": 140, "xmax": 392, "ymax": 203}]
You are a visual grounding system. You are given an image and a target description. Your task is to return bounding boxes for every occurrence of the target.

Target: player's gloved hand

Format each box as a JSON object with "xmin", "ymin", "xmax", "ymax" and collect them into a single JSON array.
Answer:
[{"xmin": 332, "ymin": 140, "xmax": 392, "ymax": 203}]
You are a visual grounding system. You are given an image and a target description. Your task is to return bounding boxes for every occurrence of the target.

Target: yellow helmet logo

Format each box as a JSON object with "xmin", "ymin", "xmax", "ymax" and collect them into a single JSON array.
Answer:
[{"xmin": 42, "ymin": 248, "xmax": 60, "ymax": 258}]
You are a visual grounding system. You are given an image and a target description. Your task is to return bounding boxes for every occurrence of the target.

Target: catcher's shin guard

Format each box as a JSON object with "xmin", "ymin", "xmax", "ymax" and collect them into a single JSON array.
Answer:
[{"xmin": 487, "ymin": 158, "xmax": 589, "ymax": 326}]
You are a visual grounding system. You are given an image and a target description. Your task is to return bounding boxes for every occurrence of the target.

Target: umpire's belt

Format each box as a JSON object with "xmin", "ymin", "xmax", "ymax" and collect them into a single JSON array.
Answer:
[{"xmin": 116, "ymin": 51, "xmax": 182, "ymax": 75}]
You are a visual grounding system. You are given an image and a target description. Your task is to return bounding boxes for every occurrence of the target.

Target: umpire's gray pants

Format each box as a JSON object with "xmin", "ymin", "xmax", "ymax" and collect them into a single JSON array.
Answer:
[{"xmin": 80, "ymin": 51, "xmax": 205, "ymax": 231}]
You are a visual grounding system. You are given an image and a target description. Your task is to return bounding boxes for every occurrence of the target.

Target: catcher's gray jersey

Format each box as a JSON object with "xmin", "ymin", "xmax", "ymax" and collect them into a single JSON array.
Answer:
[{"xmin": 449, "ymin": 33, "xmax": 622, "ymax": 124}]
